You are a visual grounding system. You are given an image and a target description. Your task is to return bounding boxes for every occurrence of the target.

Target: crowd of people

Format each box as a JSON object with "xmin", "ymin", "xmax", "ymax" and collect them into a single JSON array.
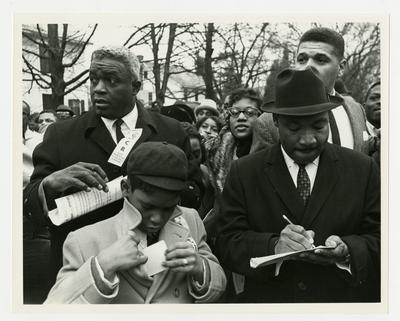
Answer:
[{"xmin": 22, "ymin": 26, "xmax": 381, "ymax": 304}]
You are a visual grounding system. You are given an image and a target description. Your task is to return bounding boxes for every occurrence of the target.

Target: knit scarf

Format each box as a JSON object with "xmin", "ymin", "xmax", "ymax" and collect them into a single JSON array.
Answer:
[{"xmin": 205, "ymin": 125, "xmax": 251, "ymax": 194}]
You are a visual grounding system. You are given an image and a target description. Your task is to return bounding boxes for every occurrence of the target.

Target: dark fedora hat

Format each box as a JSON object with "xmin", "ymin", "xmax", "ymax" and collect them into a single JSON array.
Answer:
[{"xmin": 262, "ymin": 68, "xmax": 343, "ymax": 115}]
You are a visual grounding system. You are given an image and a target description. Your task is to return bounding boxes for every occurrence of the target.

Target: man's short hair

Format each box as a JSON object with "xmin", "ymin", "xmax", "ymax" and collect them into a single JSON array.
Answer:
[
  {"xmin": 365, "ymin": 80, "xmax": 381, "ymax": 102},
  {"xmin": 227, "ymin": 88, "xmax": 262, "ymax": 109},
  {"xmin": 91, "ymin": 46, "xmax": 140, "ymax": 81},
  {"xmin": 299, "ymin": 27, "xmax": 345, "ymax": 60}
]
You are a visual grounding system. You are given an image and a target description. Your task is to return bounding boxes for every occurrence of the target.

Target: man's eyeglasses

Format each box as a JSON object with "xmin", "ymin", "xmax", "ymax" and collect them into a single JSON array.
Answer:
[{"xmin": 227, "ymin": 107, "xmax": 260, "ymax": 118}]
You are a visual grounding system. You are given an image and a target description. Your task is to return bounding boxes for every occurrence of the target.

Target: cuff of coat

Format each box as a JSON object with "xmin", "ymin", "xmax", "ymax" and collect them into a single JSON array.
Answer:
[
  {"xmin": 38, "ymin": 181, "xmax": 50, "ymax": 216},
  {"xmin": 82, "ymin": 257, "xmax": 119, "ymax": 303}
]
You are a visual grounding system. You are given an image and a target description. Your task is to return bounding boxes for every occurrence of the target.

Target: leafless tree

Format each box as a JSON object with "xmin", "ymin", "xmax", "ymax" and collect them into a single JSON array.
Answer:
[{"xmin": 22, "ymin": 24, "xmax": 97, "ymax": 108}]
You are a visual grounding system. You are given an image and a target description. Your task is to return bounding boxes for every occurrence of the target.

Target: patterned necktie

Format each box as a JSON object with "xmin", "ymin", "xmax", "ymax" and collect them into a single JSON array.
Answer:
[
  {"xmin": 297, "ymin": 164, "xmax": 310, "ymax": 205},
  {"xmin": 114, "ymin": 118, "xmax": 124, "ymax": 143}
]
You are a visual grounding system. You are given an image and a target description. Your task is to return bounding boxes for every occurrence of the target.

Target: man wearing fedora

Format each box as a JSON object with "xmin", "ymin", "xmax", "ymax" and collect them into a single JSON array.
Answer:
[
  {"xmin": 251, "ymin": 27, "xmax": 369, "ymax": 154},
  {"xmin": 215, "ymin": 68, "xmax": 380, "ymax": 303}
]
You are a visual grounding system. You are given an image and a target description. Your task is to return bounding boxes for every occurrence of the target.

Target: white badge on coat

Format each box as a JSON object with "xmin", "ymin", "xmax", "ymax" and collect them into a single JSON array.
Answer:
[{"xmin": 108, "ymin": 128, "xmax": 143, "ymax": 167}]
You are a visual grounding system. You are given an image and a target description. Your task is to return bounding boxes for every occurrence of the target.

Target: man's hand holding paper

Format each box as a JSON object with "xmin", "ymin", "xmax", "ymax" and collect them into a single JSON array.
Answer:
[
  {"xmin": 43, "ymin": 161, "xmax": 109, "ymax": 201},
  {"xmin": 300, "ymin": 235, "xmax": 350, "ymax": 265}
]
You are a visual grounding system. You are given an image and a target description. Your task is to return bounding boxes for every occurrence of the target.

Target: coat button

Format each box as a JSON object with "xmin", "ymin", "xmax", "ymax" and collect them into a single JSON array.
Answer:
[
  {"xmin": 297, "ymin": 281, "xmax": 307, "ymax": 291},
  {"xmin": 174, "ymin": 288, "xmax": 180, "ymax": 297}
]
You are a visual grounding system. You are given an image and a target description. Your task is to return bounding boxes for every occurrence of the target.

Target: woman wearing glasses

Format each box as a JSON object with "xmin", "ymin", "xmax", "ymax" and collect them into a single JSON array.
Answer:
[{"xmin": 203, "ymin": 87, "xmax": 262, "ymax": 302}]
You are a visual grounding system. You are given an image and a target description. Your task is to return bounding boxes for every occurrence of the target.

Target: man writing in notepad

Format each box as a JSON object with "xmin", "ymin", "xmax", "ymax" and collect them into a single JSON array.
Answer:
[{"xmin": 216, "ymin": 68, "xmax": 380, "ymax": 303}]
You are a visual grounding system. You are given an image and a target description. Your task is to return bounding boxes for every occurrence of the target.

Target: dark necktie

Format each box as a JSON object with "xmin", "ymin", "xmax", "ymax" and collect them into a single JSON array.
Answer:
[
  {"xmin": 147, "ymin": 232, "xmax": 159, "ymax": 246},
  {"xmin": 328, "ymin": 110, "xmax": 341, "ymax": 146},
  {"xmin": 297, "ymin": 164, "xmax": 310, "ymax": 205},
  {"xmin": 114, "ymin": 118, "xmax": 124, "ymax": 143}
]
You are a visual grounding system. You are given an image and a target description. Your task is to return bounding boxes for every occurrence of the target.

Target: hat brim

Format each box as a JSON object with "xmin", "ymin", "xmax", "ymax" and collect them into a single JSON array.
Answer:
[
  {"xmin": 196, "ymin": 106, "xmax": 220, "ymax": 117},
  {"xmin": 136, "ymin": 175, "xmax": 186, "ymax": 192},
  {"xmin": 261, "ymin": 96, "xmax": 343, "ymax": 116}
]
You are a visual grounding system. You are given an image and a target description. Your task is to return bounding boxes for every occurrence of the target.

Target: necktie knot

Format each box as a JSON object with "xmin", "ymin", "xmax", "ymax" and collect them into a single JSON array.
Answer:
[{"xmin": 114, "ymin": 118, "xmax": 124, "ymax": 143}]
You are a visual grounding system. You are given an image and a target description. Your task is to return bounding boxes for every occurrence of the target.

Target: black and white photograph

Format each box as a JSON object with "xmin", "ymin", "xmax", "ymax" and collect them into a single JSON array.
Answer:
[{"xmin": 2, "ymin": 2, "xmax": 398, "ymax": 320}]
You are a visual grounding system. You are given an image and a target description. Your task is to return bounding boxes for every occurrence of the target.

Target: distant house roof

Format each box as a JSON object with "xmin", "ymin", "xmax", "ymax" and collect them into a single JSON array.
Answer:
[
  {"xmin": 144, "ymin": 61, "xmax": 205, "ymax": 90},
  {"xmin": 169, "ymin": 71, "xmax": 205, "ymax": 90},
  {"xmin": 22, "ymin": 24, "xmax": 93, "ymax": 46}
]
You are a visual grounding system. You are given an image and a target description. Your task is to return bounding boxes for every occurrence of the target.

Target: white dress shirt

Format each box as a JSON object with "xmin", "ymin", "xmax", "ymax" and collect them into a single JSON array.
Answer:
[
  {"xmin": 281, "ymin": 146, "xmax": 319, "ymax": 192},
  {"xmin": 101, "ymin": 105, "xmax": 138, "ymax": 143},
  {"xmin": 328, "ymin": 89, "xmax": 354, "ymax": 149}
]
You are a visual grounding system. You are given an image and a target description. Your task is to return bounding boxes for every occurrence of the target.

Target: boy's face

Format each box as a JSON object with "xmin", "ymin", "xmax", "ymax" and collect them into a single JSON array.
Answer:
[{"xmin": 122, "ymin": 179, "xmax": 181, "ymax": 234}]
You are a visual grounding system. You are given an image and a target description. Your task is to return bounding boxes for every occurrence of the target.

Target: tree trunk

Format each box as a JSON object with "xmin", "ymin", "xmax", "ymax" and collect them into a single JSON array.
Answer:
[
  {"xmin": 48, "ymin": 24, "xmax": 66, "ymax": 109},
  {"xmin": 160, "ymin": 23, "xmax": 177, "ymax": 105},
  {"xmin": 204, "ymin": 23, "xmax": 218, "ymax": 103},
  {"xmin": 150, "ymin": 24, "xmax": 162, "ymax": 105}
]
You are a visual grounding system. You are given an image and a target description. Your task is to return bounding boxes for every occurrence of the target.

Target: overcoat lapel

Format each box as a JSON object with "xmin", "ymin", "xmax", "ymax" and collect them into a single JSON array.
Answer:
[
  {"xmin": 337, "ymin": 93, "xmax": 367, "ymax": 152},
  {"xmin": 301, "ymin": 144, "xmax": 339, "ymax": 227},
  {"xmin": 85, "ymin": 111, "xmax": 116, "ymax": 155},
  {"xmin": 134, "ymin": 101, "xmax": 157, "ymax": 147},
  {"xmin": 263, "ymin": 145, "xmax": 305, "ymax": 223}
]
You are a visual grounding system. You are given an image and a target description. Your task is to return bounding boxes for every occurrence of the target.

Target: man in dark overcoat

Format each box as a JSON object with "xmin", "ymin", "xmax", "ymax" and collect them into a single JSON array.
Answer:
[{"xmin": 216, "ymin": 68, "xmax": 380, "ymax": 303}]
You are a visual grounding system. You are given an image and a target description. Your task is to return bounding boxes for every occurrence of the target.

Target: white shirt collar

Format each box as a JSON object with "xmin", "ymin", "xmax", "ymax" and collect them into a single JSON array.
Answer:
[
  {"xmin": 101, "ymin": 104, "xmax": 138, "ymax": 131},
  {"xmin": 101, "ymin": 104, "xmax": 138, "ymax": 143},
  {"xmin": 280, "ymin": 145, "xmax": 319, "ymax": 168}
]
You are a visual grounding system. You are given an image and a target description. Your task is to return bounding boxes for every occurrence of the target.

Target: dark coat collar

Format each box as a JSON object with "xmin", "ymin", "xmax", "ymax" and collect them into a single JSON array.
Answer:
[
  {"xmin": 83, "ymin": 101, "xmax": 158, "ymax": 155},
  {"xmin": 263, "ymin": 143, "xmax": 340, "ymax": 228}
]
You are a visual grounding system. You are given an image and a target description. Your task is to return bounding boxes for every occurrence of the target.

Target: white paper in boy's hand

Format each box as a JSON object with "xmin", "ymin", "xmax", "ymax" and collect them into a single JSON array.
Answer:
[{"xmin": 142, "ymin": 240, "xmax": 168, "ymax": 276}]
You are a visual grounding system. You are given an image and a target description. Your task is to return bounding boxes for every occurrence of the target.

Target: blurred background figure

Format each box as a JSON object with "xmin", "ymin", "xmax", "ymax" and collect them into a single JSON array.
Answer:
[
  {"xmin": 195, "ymin": 99, "xmax": 220, "ymax": 121},
  {"xmin": 22, "ymin": 101, "xmax": 51, "ymax": 304},
  {"xmin": 364, "ymin": 81, "xmax": 381, "ymax": 166},
  {"xmin": 149, "ymin": 100, "xmax": 161, "ymax": 113},
  {"xmin": 196, "ymin": 115, "xmax": 223, "ymax": 142},
  {"xmin": 37, "ymin": 109, "xmax": 58, "ymax": 134},
  {"xmin": 55, "ymin": 104, "xmax": 75, "ymax": 120},
  {"xmin": 161, "ymin": 100, "xmax": 196, "ymax": 124},
  {"xmin": 23, "ymin": 101, "xmax": 42, "ymax": 188},
  {"xmin": 180, "ymin": 122, "xmax": 207, "ymax": 211}
]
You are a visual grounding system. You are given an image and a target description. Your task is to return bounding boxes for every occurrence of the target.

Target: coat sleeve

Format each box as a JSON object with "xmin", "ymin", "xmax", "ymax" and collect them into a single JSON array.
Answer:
[
  {"xmin": 45, "ymin": 232, "xmax": 119, "ymax": 304},
  {"xmin": 186, "ymin": 209, "xmax": 227, "ymax": 303},
  {"xmin": 341, "ymin": 157, "xmax": 380, "ymax": 287},
  {"xmin": 215, "ymin": 160, "xmax": 279, "ymax": 280}
]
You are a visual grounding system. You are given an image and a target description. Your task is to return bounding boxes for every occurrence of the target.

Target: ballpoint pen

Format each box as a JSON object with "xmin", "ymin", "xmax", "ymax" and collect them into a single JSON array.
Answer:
[{"xmin": 282, "ymin": 214, "xmax": 315, "ymax": 248}]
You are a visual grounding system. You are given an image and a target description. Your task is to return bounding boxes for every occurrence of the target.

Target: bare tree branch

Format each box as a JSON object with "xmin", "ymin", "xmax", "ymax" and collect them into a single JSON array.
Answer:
[
  {"xmin": 64, "ymin": 75, "xmax": 89, "ymax": 95},
  {"xmin": 63, "ymin": 24, "xmax": 97, "ymax": 68},
  {"xmin": 22, "ymin": 48, "xmax": 48, "ymax": 60},
  {"xmin": 64, "ymin": 69, "xmax": 89, "ymax": 87},
  {"xmin": 124, "ymin": 23, "xmax": 152, "ymax": 46}
]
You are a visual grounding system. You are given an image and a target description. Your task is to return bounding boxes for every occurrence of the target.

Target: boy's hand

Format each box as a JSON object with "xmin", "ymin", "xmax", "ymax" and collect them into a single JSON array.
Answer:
[
  {"xmin": 162, "ymin": 241, "xmax": 204, "ymax": 282},
  {"xmin": 97, "ymin": 231, "xmax": 148, "ymax": 281}
]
